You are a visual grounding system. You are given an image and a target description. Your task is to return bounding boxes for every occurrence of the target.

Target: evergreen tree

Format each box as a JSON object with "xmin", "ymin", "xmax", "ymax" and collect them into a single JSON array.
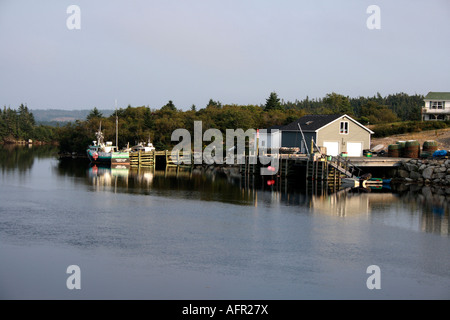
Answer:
[
  {"xmin": 86, "ymin": 107, "xmax": 103, "ymax": 120},
  {"xmin": 143, "ymin": 107, "xmax": 154, "ymax": 130},
  {"xmin": 265, "ymin": 92, "xmax": 283, "ymax": 111},
  {"xmin": 206, "ymin": 99, "xmax": 222, "ymax": 109},
  {"xmin": 161, "ymin": 100, "xmax": 177, "ymax": 112}
]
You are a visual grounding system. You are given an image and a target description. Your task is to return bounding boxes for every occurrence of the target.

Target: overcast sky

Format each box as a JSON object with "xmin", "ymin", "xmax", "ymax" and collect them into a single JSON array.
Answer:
[{"xmin": 0, "ymin": 0, "xmax": 449, "ymax": 110}]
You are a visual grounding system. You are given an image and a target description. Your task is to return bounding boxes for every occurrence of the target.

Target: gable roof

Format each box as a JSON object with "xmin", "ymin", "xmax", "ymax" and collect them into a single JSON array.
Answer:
[
  {"xmin": 280, "ymin": 114, "xmax": 374, "ymax": 134},
  {"xmin": 424, "ymin": 92, "xmax": 450, "ymax": 100},
  {"xmin": 281, "ymin": 114, "xmax": 342, "ymax": 131}
]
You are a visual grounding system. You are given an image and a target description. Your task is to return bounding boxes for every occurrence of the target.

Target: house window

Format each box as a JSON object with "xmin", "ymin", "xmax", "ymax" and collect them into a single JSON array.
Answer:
[
  {"xmin": 430, "ymin": 101, "xmax": 444, "ymax": 109},
  {"xmin": 340, "ymin": 121, "xmax": 349, "ymax": 134}
]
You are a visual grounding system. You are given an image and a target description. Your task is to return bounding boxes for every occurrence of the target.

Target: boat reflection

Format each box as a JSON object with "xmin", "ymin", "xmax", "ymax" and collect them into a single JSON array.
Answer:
[
  {"xmin": 88, "ymin": 164, "xmax": 132, "ymax": 192},
  {"xmin": 86, "ymin": 164, "xmax": 250, "ymax": 205}
]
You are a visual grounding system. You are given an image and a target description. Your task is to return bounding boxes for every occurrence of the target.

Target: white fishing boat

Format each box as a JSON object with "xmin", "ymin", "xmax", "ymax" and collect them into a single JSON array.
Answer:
[
  {"xmin": 86, "ymin": 124, "xmax": 130, "ymax": 165},
  {"xmin": 86, "ymin": 104, "xmax": 130, "ymax": 165}
]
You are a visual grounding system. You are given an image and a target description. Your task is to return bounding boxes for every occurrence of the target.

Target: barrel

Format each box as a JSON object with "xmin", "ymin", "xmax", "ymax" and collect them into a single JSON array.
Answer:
[
  {"xmin": 388, "ymin": 144, "xmax": 400, "ymax": 157},
  {"xmin": 404, "ymin": 140, "xmax": 420, "ymax": 158},
  {"xmin": 423, "ymin": 140, "xmax": 438, "ymax": 153},
  {"xmin": 396, "ymin": 141, "xmax": 406, "ymax": 157}
]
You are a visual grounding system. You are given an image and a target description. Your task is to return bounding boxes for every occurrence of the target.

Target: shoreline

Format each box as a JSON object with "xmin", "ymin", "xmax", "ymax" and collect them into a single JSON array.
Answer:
[{"xmin": 394, "ymin": 158, "xmax": 450, "ymax": 187}]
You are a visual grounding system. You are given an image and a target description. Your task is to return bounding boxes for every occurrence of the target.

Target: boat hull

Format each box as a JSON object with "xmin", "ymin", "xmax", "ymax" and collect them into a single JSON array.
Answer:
[
  {"xmin": 342, "ymin": 177, "xmax": 391, "ymax": 188},
  {"xmin": 87, "ymin": 149, "xmax": 130, "ymax": 165}
]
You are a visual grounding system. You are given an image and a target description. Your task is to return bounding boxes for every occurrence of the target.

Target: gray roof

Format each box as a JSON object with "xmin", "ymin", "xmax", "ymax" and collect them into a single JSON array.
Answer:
[
  {"xmin": 275, "ymin": 114, "xmax": 374, "ymax": 134},
  {"xmin": 281, "ymin": 114, "xmax": 343, "ymax": 132}
]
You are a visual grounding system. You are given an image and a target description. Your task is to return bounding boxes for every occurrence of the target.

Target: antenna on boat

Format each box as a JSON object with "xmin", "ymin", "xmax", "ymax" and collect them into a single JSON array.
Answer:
[{"xmin": 115, "ymin": 99, "xmax": 118, "ymax": 150}]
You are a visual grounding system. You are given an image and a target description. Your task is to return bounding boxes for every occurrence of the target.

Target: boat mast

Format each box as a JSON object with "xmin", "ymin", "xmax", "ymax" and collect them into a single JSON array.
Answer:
[{"xmin": 115, "ymin": 99, "xmax": 118, "ymax": 150}]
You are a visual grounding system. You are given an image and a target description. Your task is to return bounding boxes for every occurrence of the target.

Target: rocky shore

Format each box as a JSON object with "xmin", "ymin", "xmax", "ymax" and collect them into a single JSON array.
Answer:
[{"xmin": 395, "ymin": 158, "xmax": 450, "ymax": 186}]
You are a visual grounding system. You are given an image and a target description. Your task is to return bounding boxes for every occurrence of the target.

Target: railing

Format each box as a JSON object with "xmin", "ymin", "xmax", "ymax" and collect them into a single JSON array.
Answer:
[{"xmin": 328, "ymin": 155, "xmax": 363, "ymax": 178}]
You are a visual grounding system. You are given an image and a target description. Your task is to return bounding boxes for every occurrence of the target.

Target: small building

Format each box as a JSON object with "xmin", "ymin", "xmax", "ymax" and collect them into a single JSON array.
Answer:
[
  {"xmin": 422, "ymin": 92, "xmax": 450, "ymax": 121},
  {"xmin": 261, "ymin": 114, "xmax": 374, "ymax": 157}
]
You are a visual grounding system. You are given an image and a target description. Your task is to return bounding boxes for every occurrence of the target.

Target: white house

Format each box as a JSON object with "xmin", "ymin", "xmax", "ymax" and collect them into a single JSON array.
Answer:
[{"xmin": 422, "ymin": 92, "xmax": 450, "ymax": 121}]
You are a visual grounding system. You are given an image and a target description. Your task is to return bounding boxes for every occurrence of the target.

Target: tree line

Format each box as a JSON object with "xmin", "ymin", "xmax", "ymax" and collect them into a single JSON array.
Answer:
[
  {"xmin": 0, "ymin": 104, "xmax": 57, "ymax": 144},
  {"xmin": 1, "ymin": 92, "xmax": 427, "ymax": 153}
]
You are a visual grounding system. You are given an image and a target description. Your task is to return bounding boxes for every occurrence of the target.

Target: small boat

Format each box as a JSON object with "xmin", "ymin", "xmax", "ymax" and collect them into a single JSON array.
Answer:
[
  {"xmin": 130, "ymin": 139, "xmax": 156, "ymax": 153},
  {"xmin": 86, "ymin": 124, "xmax": 130, "ymax": 165},
  {"xmin": 342, "ymin": 177, "xmax": 365, "ymax": 188},
  {"xmin": 342, "ymin": 177, "xmax": 391, "ymax": 188}
]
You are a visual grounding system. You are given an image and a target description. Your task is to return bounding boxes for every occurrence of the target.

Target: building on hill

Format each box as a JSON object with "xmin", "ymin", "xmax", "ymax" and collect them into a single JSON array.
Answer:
[{"xmin": 422, "ymin": 92, "xmax": 450, "ymax": 121}]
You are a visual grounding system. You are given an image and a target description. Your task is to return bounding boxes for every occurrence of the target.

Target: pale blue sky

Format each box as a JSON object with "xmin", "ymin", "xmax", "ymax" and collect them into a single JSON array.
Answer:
[{"xmin": 0, "ymin": 0, "xmax": 449, "ymax": 110}]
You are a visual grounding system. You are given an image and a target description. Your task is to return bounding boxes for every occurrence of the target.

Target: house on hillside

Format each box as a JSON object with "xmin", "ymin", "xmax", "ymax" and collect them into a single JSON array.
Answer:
[
  {"xmin": 422, "ymin": 92, "xmax": 450, "ymax": 121},
  {"xmin": 259, "ymin": 114, "xmax": 374, "ymax": 157}
]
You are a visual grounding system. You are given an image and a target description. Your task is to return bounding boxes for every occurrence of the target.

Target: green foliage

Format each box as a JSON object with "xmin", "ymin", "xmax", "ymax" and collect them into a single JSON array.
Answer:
[
  {"xmin": 348, "ymin": 92, "xmax": 423, "ymax": 121},
  {"xmin": 86, "ymin": 107, "xmax": 103, "ymax": 120},
  {"xmin": 160, "ymin": 100, "xmax": 177, "ymax": 113},
  {"xmin": 359, "ymin": 101, "xmax": 399, "ymax": 124},
  {"xmin": 265, "ymin": 92, "xmax": 284, "ymax": 111},
  {"xmin": 0, "ymin": 105, "xmax": 57, "ymax": 143},
  {"xmin": 51, "ymin": 91, "xmax": 431, "ymax": 153},
  {"xmin": 323, "ymin": 93, "xmax": 352, "ymax": 115},
  {"xmin": 206, "ymin": 99, "xmax": 222, "ymax": 109},
  {"xmin": 372, "ymin": 121, "xmax": 450, "ymax": 138},
  {"xmin": 55, "ymin": 102, "xmax": 305, "ymax": 153}
]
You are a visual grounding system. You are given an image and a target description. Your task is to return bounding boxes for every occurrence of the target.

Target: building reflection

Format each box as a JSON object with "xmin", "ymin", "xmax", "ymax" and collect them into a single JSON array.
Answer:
[
  {"xmin": 84, "ymin": 164, "xmax": 449, "ymax": 236},
  {"xmin": 240, "ymin": 176, "xmax": 449, "ymax": 236}
]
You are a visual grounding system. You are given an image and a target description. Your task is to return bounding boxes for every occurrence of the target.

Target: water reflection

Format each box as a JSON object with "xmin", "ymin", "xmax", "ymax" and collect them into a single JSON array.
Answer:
[
  {"xmin": 3, "ymin": 146, "xmax": 448, "ymax": 236},
  {"xmin": 55, "ymin": 161, "xmax": 253, "ymax": 205},
  {"xmin": 59, "ymin": 160, "xmax": 450, "ymax": 236},
  {"xmin": 239, "ymin": 176, "xmax": 449, "ymax": 236},
  {"xmin": 0, "ymin": 144, "xmax": 58, "ymax": 173}
]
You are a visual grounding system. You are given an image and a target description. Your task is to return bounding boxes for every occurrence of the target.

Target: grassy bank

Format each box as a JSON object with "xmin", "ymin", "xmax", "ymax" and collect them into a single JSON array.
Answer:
[{"xmin": 371, "ymin": 121, "xmax": 450, "ymax": 138}]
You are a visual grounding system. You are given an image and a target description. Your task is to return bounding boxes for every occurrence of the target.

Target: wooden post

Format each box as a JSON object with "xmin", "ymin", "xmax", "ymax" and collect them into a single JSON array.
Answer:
[{"xmin": 285, "ymin": 158, "xmax": 288, "ymax": 178}]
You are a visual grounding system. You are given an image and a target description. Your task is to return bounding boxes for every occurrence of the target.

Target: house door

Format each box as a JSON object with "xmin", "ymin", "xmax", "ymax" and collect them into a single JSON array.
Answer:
[
  {"xmin": 323, "ymin": 141, "xmax": 339, "ymax": 156},
  {"xmin": 347, "ymin": 142, "xmax": 362, "ymax": 157}
]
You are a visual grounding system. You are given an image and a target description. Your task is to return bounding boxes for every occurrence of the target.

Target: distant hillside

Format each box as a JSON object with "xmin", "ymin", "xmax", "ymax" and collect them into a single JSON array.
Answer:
[{"xmin": 31, "ymin": 109, "xmax": 115, "ymax": 124}]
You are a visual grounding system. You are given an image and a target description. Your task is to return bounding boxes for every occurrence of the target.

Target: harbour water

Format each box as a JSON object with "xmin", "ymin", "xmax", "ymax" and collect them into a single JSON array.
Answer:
[{"xmin": 0, "ymin": 145, "xmax": 449, "ymax": 299}]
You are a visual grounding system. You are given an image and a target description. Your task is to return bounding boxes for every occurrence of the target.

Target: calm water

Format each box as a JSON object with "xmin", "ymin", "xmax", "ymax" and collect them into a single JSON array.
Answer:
[{"xmin": 0, "ymin": 145, "xmax": 449, "ymax": 300}]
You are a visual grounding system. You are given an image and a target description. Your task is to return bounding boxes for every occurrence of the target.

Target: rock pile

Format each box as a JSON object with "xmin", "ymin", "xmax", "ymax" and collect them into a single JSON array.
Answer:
[{"xmin": 395, "ymin": 158, "xmax": 450, "ymax": 185}]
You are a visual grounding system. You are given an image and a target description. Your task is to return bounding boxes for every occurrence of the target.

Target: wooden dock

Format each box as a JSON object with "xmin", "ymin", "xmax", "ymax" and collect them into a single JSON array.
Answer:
[
  {"xmin": 129, "ymin": 150, "xmax": 195, "ymax": 167},
  {"xmin": 239, "ymin": 153, "xmax": 406, "ymax": 187},
  {"xmin": 128, "ymin": 150, "xmax": 405, "ymax": 190}
]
